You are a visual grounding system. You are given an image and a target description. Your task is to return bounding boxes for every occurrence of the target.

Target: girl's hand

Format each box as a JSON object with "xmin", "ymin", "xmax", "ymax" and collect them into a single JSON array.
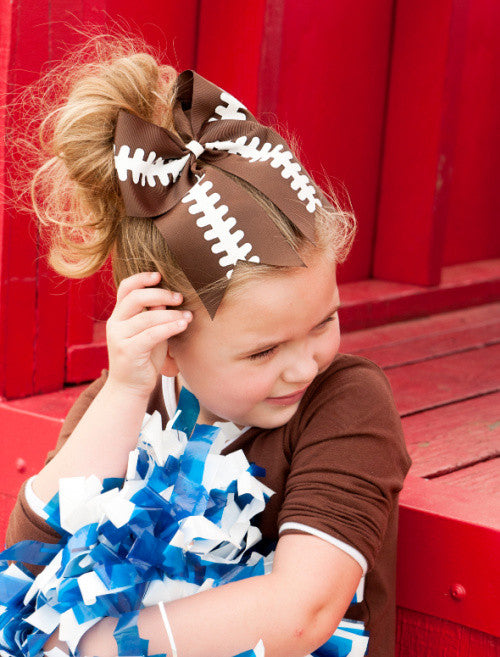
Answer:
[{"xmin": 105, "ymin": 272, "xmax": 192, "ymax": 398}]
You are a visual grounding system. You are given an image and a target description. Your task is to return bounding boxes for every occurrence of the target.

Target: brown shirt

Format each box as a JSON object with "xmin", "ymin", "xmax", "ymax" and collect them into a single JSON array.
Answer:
[{"xmin": 6, "ymin": 353, "xmax": 412, "ymax": 657}]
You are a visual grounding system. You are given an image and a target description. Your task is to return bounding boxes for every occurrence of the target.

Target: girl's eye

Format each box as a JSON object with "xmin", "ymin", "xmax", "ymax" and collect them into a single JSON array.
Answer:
[
  {"xmin": 318, "ymin": 314, "xmax": 337, "ymax": 327},
  {"xmin": 249, "ymin": 346, "xmax": 277, "ymax": 361}
]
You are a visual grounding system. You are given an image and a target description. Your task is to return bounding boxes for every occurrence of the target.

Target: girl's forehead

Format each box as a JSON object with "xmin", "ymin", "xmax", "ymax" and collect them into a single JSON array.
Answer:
[{"xmin": 210, "ymin": 256, "xmax": 339, "ymax": 340}]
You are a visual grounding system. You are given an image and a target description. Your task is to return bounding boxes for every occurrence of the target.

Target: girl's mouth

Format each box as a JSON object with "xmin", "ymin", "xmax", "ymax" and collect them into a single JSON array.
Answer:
[{"xmin": 266, "ymin": 386, "xmax": 308, "ymax": 405}]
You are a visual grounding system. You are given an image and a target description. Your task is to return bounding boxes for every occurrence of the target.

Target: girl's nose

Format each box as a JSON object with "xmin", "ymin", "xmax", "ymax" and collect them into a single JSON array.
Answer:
[{"xmin": 281, "ymin": 344, "xmax": 319, "ymax": 385}]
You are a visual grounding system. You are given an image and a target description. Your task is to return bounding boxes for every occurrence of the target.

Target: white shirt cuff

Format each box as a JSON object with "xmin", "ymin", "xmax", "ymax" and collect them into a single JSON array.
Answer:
[{"xmin": 24, "ymin": 476, "xmax": 49, "ymax": 520}]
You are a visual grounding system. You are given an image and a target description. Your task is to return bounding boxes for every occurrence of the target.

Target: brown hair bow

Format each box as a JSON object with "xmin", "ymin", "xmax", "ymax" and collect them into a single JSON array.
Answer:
[{"xmin": 113, "ymin": 69, "xmax": 330, "ymax": 317}]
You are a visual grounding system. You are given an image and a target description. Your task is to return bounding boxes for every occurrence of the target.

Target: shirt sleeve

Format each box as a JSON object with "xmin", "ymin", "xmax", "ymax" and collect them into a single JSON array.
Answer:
[
  {"xmin": 5, "ymin": 369, "xmax": 110, "ymax": 563},
  {"xmin": 278, "ymin": 356, "xmax": 412, "ymax": 573}
]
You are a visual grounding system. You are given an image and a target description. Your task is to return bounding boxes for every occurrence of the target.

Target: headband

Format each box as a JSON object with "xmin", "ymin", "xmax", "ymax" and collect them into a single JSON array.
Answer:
[{"xmin": 113, "ymin": 69, "xmax": 330, "ymax": 317}]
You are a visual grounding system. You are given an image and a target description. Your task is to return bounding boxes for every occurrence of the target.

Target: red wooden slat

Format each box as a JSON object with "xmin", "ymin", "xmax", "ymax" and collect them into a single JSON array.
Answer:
[
  {"xmin": 340, "ymin": 301, "xmax": 500, "ymax": 353},
  {"xmin": 373, "ymin": 0, "xmax": 461, "ymax": 285},
  {"xmin": 339, "ymin": 259, "xmax": 500, "ymax": 332},
  {"xmin": 443, "ymin": 0, "xmax": 500, "ymax": 265},
  {"xmin": 66, "ymin": 343, "xmax": 107, "ymax": 383},
  {"xmin": 387, "ymin": 343, "xmax": 500, "ymax": 416},
  {"xmin": 435, "ymin": 457, "xmax": 500, "ymax": 496},
  {"xmin": 196, "ymin": 0, "xmax": 267, "ymax": 114},
  {"xmin": 396, "ymin": 607, "xmax": 500, "ymax": 657},
  {"xmin": 402, "ymin": 392, "xmax": 500, "ymax": 478},
  {"xmin": 273, "ymin": 0, "xmax": 394, "ymax": 284},
  {"xmin": 398, "ymin": 475, "xmax": 499, "ymax": 637},
  {"xmin": 348, "ymin": 321, "xmax": 500, "ymax": 369},
  {"xmin": 68, "ymin": 278, "xmax": 97, "ymax": 347},
  {"xmin": 104, "ymin": 0, "xmax": 198, "ymax": 71},
  {"xmin": 1, "ymin": 0, "xmax": 50, "ymax": 398}
]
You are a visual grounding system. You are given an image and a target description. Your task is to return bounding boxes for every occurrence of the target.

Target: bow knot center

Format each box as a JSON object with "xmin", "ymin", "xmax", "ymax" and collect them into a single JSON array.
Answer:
[{"xmin": 185, "ymin": 140, "xmax": 205, "ymax": 158}]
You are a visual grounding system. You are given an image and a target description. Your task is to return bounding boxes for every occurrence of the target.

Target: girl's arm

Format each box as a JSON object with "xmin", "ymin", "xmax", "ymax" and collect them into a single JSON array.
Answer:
[
  {"xmin": 32, "ymin": 378, "xmax": 151, "ymax": 504},
  {"xmin": 31, "ymin": 272, "xmax": 192, "ymax": 505},
  {"xmin": 50, "ymin": 533, "xmax": 363, "ymax": 657}
]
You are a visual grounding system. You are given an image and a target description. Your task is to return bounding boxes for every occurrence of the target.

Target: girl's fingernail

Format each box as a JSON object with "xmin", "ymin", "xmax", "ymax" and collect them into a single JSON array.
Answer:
[
  {"xmin": 183, "ymin": 311, "xmax": 192, "ymax": 320},
  {"xmin": 177, "ymin": 319, "xmax": 187, "ymax": 328},
  {"xmin": 174, "ymin": 292, "xmax": 182, "ymax": 301}
]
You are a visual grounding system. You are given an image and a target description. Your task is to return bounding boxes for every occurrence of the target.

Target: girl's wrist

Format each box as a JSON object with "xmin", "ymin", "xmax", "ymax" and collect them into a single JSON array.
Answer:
[{"xmin": 103, "ymin": 377, "xmax": 153, "ymax": 404}]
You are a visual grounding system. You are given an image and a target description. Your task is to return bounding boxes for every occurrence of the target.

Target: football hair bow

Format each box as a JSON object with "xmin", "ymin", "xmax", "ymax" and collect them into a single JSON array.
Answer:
[{"xmin": 113, "ymin": 69, "xmax": 330, "ymax": 317}]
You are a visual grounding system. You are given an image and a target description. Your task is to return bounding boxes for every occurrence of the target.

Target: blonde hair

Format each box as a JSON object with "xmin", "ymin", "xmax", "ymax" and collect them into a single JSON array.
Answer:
[{"xmin": 12, "ymin": 31, "xmax": 356, "ymax": 312}]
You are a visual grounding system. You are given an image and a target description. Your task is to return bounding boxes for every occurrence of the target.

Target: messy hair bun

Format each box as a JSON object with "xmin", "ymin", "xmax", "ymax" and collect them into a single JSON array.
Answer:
[
  {"xmin": 12, "ymin": 33, "xmax": 177, "ymax": 279},
  {"xmin": 11, "ymin": 31, "xmax": 356, "ymax": 311}
]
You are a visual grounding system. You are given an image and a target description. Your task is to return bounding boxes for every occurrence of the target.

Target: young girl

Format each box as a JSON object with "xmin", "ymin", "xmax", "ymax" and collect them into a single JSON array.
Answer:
[{"xmin": 5, "ymin": 35, "xmax": 412, "ymax": 657}]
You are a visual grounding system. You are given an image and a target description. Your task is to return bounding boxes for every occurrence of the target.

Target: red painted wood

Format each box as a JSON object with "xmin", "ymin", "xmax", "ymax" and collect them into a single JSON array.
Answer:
[
  {"xmin": 196, "ymin": 0, "xmax": 267, "ymax": 114},
  {"xmin": 386, "ymin": 343, "xmax": 500, "ymax": 416},
  {"xmin": 66, "ymin": 343, "xmax": 108, "ymax": 383},
  {"xmin": 396, "ymin": 606, "xmax": 500, "ymax": 657},
  {"xmin": 374, "ymin": 0, "xmax": 461, "ymax": 285},
  {"xmin": 340, "ymin": 301, "xmax": 500, "ymax": 353},
  {"xmin": 68, "ymin": 278, "xmax": 97, "ymax": 347},
  {"xmin": 1, "ymin": 0, "xmax": 50, "ymax": 399},
  {"xmin": 0, "ymin": 405, "xmax": 64, "ymax": 499},
  {"xmin": 436, "ymin": 457, "xmax": 500, "ymax": 495},
  {"xmin": 4, "ymin": 381, "xmax": 88, "ymax": 419},
  {"xmin": 402, "ymin": 392, "xmax": 500, "ymax": 478},
  {"xmin": 443, "ymin": 0, "xmax": 500, "ymax": 265},
  {"xmin": 272, "ymin": 0, "xmax": 394, "ymax": 284},
  {"xmin": 345, "ymin": 321, "xmax": 500, "ymax": 369},
  {"xmin": 0, "ymin": 0, "xmax": 11, "ymax": 324},
  {"xmin": 103, "ymin": 0, "xmax": 198, "ymax": 71},
  {"xmin": 398, "ymin": 475, "xmax": 499, "ymax": 636},
  {"xmin": 339, "ymin": 259, "xmax": 500, "ymax": 332}
]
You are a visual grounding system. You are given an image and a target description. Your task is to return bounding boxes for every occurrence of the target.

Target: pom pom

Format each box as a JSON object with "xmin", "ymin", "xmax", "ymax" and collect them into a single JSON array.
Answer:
[{"xmin": 0, "ymin": 386, "xmax": 368, "ymax": 656}]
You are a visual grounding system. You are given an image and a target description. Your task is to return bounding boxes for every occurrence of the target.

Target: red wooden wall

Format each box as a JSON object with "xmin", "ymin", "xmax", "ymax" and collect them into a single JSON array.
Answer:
[{"xmin": 1, "ymin": 0, "xmax": 499, "ymax": 395}]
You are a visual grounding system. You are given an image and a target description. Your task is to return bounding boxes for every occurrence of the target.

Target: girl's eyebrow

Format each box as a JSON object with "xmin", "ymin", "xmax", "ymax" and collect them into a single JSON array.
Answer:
[{"xmin": 238, "ymin": 302, "xmax": 342, "ymax": 357}]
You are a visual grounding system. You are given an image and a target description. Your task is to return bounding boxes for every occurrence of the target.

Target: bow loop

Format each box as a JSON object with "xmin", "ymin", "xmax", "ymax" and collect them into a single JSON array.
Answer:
[{"xmin": 113, "ymin": 69, "xmax": 329, "ymax": 317}]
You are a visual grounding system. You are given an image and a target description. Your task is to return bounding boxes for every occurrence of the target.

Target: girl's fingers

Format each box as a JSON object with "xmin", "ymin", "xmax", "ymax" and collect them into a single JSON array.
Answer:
[
  {"xmin": 115, "ymin": 272, "xmax": 160, "ymax": 306},
  {"xmin": 113, "ymin": 278, "xmax": 183, "ymax": 321},
  {"xmin": 120, "ymin": 309, "xmax": 192, "ymax": 339},
  {"xmin": 129, "ymin": 313, "xmax": 192, "ymax": 350}
]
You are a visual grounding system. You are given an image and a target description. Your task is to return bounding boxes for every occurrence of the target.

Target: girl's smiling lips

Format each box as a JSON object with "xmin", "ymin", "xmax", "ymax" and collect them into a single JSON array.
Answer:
[{"xmin": 266, "ymin": 386, "xmax": 309, "ymax": 405}]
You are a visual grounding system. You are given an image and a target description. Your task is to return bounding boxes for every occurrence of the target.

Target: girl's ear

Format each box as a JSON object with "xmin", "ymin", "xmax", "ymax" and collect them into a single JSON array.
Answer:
[{"xmin": 160, "ymin": 344, "xmax": 180, "ymax": 377}]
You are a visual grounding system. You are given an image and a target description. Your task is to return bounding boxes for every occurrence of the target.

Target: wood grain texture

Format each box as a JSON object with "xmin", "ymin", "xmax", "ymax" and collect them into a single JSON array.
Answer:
[
  {"xmin": 339, "ymin": 259, "xmax": 500, "ymax": 332},
  {"xmin": 340, "ymin": 301, "xmax": 500, "ymax": 353},
  {"xmin": 432, "ymin": 457, "xmax": 499, "ymax": 496},
  {"xmin": 402, "ymin": 392, "xmax": 500, "ymax": 478},
  {"xmin": 374, "ymin": 0, "xmax": 459, "ymax": 285},
  {"xmin": 442, "ymin": 0, "xmax": 500, "ymax": 265},
  {"xmin": 344, "ymin": 321, "xmax": 499, "ymax": 369},
  {"xmin": 396, "ymin": 607, "xmax": 500, "ymax": 657},
  {"xmin": 386, "ymin": 343, "xmax": 500, "ymax": 416}
]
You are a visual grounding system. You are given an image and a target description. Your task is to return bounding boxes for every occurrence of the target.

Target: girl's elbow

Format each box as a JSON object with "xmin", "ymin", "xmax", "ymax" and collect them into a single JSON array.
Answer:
[{"xmin": 303, "ymin": 603, "xmax": 346, "ymax": 652}]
